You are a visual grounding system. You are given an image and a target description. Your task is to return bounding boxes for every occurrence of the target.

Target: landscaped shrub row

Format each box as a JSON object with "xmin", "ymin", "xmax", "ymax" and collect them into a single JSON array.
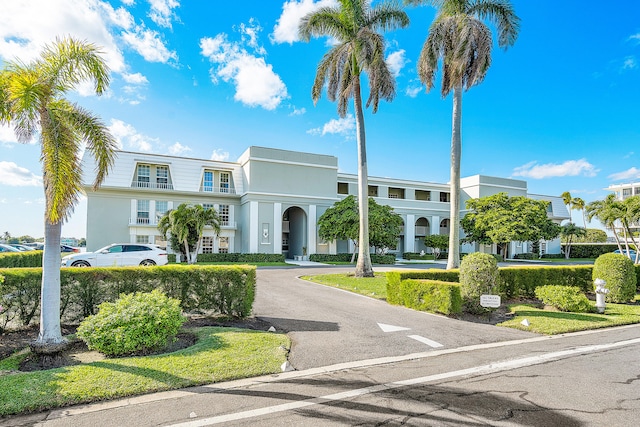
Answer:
[
  {"xmin": 564, "ymin": 244, "xmax": 619, "ymax": 258},
  {"xmin": 386, "ymin": 269, "xmax": 460, "ymax": 305},
  {"xmin": 402, "ymin": 252, "xmax": 436, "ymax": 260},
  {"xmin": 196, "ymin": 253, "xmax": 286, "ymax": 263},
  {"xmin": 398, "ymin": 279, "xmax": 462, "ymax": 315},
  {"xmin": 309, "ymin": 253, "xmax": 396, "ymax": 264},
  {"xmin": 0, "ymin": 265, "xmax": 256, "ymax": 328},
  {"xmin": 0, "ymin": 251, "xmax": 43, "ymax": 268}
]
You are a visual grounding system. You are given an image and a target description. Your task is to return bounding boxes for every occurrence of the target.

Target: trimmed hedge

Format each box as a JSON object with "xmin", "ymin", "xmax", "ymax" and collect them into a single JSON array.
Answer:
[
  {"xmin": 195, "ymin": 253, "xmax": 286, "ymax": 263},
  {"xmin": 402, "ymin": 252, "xmax": 436, "ymax": 260},
  {"xmin": 565, "ymin": 244, "xmax": 619, "ymax": 258},
  {"xmin": 386, "ymin": 269, "xmax": 460, "ymax": 305},
  {"xmin": 0, "ymin": 251, "xmax": 43, "ymax": 268},
  {"xmin": 534, "ymin": 285, "xmax": 592, "ymax": 313},
  {"xmin": 399, "ymin": 279, "xmax": 462, "ymax": 315},
  {"xmin": 309, "ymin": 253, "xmax": 396, "ymax": 264},
  {"xmin": 460, "ymin": 253, "xmax": 500, "ymax": 314},
  {"xmin": 592, "ymin": 253, "xmax": 637, "ymax": 303},
  {"xmin": 0, "ymin": 265, "xmax": 256, "ymax": 328}
]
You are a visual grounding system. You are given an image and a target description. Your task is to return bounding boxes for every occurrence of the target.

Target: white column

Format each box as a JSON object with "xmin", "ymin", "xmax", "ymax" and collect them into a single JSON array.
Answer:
[
  {"xmin": 249, "ymin": 201, "xmax": 259, "ymax": 253},
  {"xmin": 308, "ymin": 205, "xmax": 317, "ymax": 255},
  {"xmin": 329, "ymin": 240, "xmax": 337, "ymax": 255},
  {"xmin": 229, "ymin": 205, "xmax": 235, "ymax": 227},
  {"xmin": 130, "ymin": 199, "xmax": 137, "ymax": 224},
  {"xmin": 431, "ymin": 215, "xmax": 440, "ymax": 235},
  {"xmin": 273, "ymin": 203, "xmax": 282, "ymax": 254},
  {"xmin": 405, "ymin": 214, "xmax": 415, "ymax": 253},
  {"xmin": 150, "ymin": 200, "xmax": 156, "ymax": 224}
]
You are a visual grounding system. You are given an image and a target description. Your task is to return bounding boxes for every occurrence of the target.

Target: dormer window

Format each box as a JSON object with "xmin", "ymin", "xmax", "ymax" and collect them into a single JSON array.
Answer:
[
  {"xmin": 156, "ymin": 166, "xmax": 168, "ymax": 188},
  {"xmin": 203, "ymin": 171, "xmax": 214, "ymax": 192},
  {"xmin": 220, "ymin": 172, "xmax": 230, "ymax": 193},
  {"xmin": 137, "ymin": 165, "xmax": 150, "ymax": 187}
]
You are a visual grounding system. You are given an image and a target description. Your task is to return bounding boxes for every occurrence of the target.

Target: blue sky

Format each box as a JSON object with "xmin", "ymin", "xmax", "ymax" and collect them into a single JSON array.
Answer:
[{"xmin": 1, "ymin": 0, "xmax": 639, "ymax": 239}]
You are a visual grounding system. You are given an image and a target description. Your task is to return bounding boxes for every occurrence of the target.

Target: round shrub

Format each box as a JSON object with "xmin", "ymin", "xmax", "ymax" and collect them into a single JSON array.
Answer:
[
  {"xmin": 592, "ymin": 253, "xmax": 637, "ymax": 303},
  {"xmin": 534, "ymin": 285, "xmax": 592, "ymax": 313},
  {"xmin": 459, "ymin": 252, "xmax": 500, "ymax": 313},
  {"xmin": 77, "ymin": 289, "xmax": 186, "ymax": 356}
]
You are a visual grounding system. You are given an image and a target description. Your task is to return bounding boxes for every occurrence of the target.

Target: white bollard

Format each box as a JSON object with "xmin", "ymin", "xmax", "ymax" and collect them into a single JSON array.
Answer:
[{"xmin": 594, "ymin": 278, "xmax": 608, "ymax": 314}]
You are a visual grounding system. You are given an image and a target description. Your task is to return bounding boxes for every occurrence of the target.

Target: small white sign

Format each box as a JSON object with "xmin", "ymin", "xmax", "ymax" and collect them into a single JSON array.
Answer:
[{"xmin": 480, "ymin": 294, "xmax": 501, "ymax": 308}]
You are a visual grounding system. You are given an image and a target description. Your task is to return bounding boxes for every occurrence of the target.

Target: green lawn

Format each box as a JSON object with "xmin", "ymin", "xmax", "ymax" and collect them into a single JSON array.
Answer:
[
  {"xmin": 301, "ymin": 273, "xmax": 388, "ymax": 300},
  {"xmin": 0, "ymin": 327, "xmax": 289, "ymax": 417}
]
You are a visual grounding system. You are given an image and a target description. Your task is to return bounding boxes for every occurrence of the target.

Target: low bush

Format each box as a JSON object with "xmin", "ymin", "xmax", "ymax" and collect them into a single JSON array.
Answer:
[
  {"xmin": 534, "ymin": 285, "xmax": 592, "ymax": 313},
  {"xmin": 195, "ymin": 253, "xmax": 285, "ymax": 263},
  {"xmin": 513, "ymin": 253, "xmax": 539, "ymax": 260},
  {"xmin": 460, "ymin": 253, "xmax": 501, "ymax": 314},
  {"xmin": 499, "ymin": 265, "xmax": 593, "ymax": 298},
  {"xmin": 402, "ymin": 252, "xmax": 435, "ymax": 260},
  {"xmin": 400, "ymin": 279, "xmax": 462, "ymax": 315},
  {"xmin": 0, "ymin": 251, "xmax": 43, "ymax": 268},
  {"xmin": 309, "ymin": 253, "xmax": 395, "ymax": 264},
  {"xmin": 0, "ymin": 265, "xmax": 256, "ymax": 327},
  {"xmin": 386, "ymin": 269, "xmax": 460, "ymax": 305},
  {"xmin": 592, "ymin": 253, "xmax": 636, "ymax": 303},
  {"xmin": 540, "ymin": 253, "xmax": 564, "ymax": 259},
  {"xmin": 77, "ymin": 289, "xmax": 186, "ymax": 356}
]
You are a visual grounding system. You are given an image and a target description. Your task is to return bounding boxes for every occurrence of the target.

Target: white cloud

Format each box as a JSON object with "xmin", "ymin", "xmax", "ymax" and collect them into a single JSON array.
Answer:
[
  {"xmin": 168, "ymin": 142, "xmax": 191, "ymax": 156},
  {"xmin": 147, "ymin": 0, "xmax": 180, "ymax": 28},
  {"xmin": 121, "ymin": 27, "xmax": 177, "ymax": 63},
  {"xmin": 0, "ymin": 0, "xmax": 127, "ymax": 73},
  {"xmin": 608, "ymin": 167, "xmax": 640, "ymax": 181},
  {"xmin": 307, "ymin": 115, "xmax": 355, "ymax": 137},
  {"xmin": 0, "ymin": 161, "xmax": 42, "ymax": 187},
  {"xmin": 405, "ymin": 85, "xmax": 422, "ymax": 98},
  {"xmin": 122, "ymin": 72, "xmax": 149, "ymax": 84},
  {"xmin": 622, "ymin": 56, "xmax": 637, "ymax": 71},
  {"xmin": 271, "ymin": 0, "xmax": 338, "ymax": 44},
  {"xmin": 200, "ymin": 22, "xmax": 288, "ymax": 110},
  {"xmin": 108, "ymin": 119, "xmax": 157, "ymax": 152},
  {"xmin": 512, "ymin": 159, "xmax": 598, "ymax": 179},
  {"xmin": 0, "ymin": 125, "xmax": 19, "ymax": 145},
  {"xmin": 289, "ymin": 106, "xmax": 306, "ymax": 116},
  {"xmin": 211, "ymin": 149, "xmax": 230, "ymax": 161},
  {"xmin": 386, "ymin": 49, "xmax": 407, "ymax": 77}
]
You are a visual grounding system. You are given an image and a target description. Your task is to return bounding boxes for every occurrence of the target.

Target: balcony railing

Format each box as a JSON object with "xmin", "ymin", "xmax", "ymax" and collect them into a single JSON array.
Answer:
[
  {"xmin": 200, "ymin": 185, "xmax": 237, "ymax": 195},
  {"xmin": 130, "ymin": 217, "xmax": 158, "ymax": 226},
  {"xmin": 415, "ymin": 226, "xmax": 428, "ymax": 236},
  {"xmin": 131, "ymin": 181, "xmax": 174, "ymax": 190}
]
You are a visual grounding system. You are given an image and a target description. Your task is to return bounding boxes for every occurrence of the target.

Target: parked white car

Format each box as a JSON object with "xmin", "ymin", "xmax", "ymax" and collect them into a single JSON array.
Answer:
[
  {"xmin": 0, "ymin": 243, "xmax": 21, "ymax": 253},
  {"xmin": 61, "ymin": 243, "xmax": 168, "ymax": 267}
]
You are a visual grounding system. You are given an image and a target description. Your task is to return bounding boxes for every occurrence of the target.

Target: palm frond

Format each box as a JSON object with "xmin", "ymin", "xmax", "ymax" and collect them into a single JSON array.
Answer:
[{"xmin": 468, "ymin": 0, "xmax": 520, "ymax": 48}]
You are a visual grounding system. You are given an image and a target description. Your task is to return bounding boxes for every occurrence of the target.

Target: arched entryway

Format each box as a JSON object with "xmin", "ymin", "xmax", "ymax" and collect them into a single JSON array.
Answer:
[
  {"xmin": 282, "ymin": 206, "xmax": 307, "ymax": 259},
  {"xmin": 415, "ymin": 217, "xmax": 430, "ymax": 254},
  {"xmin": 440, "ymin": 218, "xmax": 450, "ymax": 236}
]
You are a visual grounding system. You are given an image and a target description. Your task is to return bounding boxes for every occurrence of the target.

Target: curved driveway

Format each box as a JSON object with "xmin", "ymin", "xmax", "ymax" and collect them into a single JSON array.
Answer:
[{"xmin": 253, "ymin": 266, "xmax": 537, "ymax": 370}]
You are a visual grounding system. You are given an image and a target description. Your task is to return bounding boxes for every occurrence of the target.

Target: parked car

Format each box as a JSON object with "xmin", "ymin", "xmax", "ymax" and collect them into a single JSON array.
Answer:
[
  {"xmin": 61, "ymin": 243, "xmax": 168, "ymax": 267},
  {"xmin": 0, "ymin": 243, "xmax": 21, "ymax": 253},
  {"xmin": 613, "ymin": 249, "xmax": 637, "ymax": 259},
  {"xmin": 61, "ymin": 245, "xmax": 80, "ymax": 253},
  {"xmin": 23, "ymin": 242, "xmax": 44, "ymax": 250},
  {"xmin": 9, "ymin": 244, "xmax": 35, "ymax": 251}
]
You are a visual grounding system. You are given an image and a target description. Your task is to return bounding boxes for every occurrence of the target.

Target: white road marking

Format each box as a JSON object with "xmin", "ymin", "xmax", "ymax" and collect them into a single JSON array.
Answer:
[
  {"xmin": 167, "ymin": 336, "xmax": 640, "ymax": 427},
  {"xmin": 407, "ymin": 334, "xmax": 444, "ymax": 348},
  {"xmin": 377, "ymin": 322, "xmax": 411, "ymax": 332}
]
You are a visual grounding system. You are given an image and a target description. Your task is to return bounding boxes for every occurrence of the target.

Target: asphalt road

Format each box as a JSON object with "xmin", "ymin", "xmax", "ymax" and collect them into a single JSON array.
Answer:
[{"xmin": 6, "ymin": 264, "xmax": 640, "ymax": 426}]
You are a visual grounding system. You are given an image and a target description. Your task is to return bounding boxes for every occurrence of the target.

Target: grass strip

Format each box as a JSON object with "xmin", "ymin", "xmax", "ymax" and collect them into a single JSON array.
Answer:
[
  {"xmin": 498, "ymin": 302, "xmax": 640, "ymax": 334},
  {"xmin": 0, "ymin": 327, "xmax": 289, "ymax": 416},
  {"xmin": 301, "ymin": 273, "xmax": 388, "ymax": 300}
]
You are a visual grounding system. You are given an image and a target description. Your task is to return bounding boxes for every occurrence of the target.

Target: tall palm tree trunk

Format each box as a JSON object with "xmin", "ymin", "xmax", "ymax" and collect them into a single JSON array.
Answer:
[
  {"xmin": 353, "ymin": 78, "xmax": 374, "ymax": 277},
  {"xmin": 447, "ymin": 85, "xmax": 462, "ymax": 269},
  {"xmin": 32, "ymin": 220, "xmax": 67, "ymax": 352}
]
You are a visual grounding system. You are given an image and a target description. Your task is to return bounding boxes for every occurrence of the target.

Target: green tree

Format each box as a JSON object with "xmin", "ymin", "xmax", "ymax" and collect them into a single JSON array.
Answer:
[
  {"xmin": 586, "ymin": 194, "xmax": 640, "ymax": 262},
  {"xmin": 158, "ymin": 203, "xmax": 221, "ymax": 264},
  {"xmin": 406, "ymin": 0, "xmax": 520, "ymax": 269},
  {"xmin": 561, "ymin": 191, "xmax": 574, "ymax": 223},
  {"xmin": 586, "ymin": 194, "xmax": 624, "ymax": 252},
  {"xmin": 572, "ymin": 197, "xmax": 586, "ymax": 226},
  {"xmin": 0, "ymin": 37, "xmax": 116, "ymax": 353},
  {"xmin": 299, "ymin": 0, "xmax": 409, "ymax": 277},
  {"xmin": 560, "ymin": 223, "xmax": 587, "ymax": 259},
  {"xmin": 423, "ymin": 234, "xmax": 449, "ymax": 259},
  {"xmin": 18, "ymin": 235, "xmax": 35, "ymax": 243},
  {"xmin": 318, "ymin": 195, "xmax": 403, "ymax": 260},
  {"xmin": 461, "ymin": 193, "xmax": 560, "ymax": 258},
  {"xmin": 1, "ymin": 232, "xmax": 10, "ymax": 242}
]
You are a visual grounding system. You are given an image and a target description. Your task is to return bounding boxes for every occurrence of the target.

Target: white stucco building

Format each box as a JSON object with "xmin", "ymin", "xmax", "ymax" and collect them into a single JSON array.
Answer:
[{"xmin": 81, "ymin": 146, "xmax": 569, "ymax": 258}]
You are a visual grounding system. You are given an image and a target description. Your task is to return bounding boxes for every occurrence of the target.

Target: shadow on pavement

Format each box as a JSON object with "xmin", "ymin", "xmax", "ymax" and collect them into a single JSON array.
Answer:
[{"xmin": 257, "ymin": 317, "xmax": 340, "ymax": 332}]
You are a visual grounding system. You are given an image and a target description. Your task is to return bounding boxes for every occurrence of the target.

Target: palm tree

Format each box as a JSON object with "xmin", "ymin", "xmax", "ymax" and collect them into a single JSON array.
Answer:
[
  {"xmin": 572, "ymin": 197, "xmax": 586, "ymax": 226},
  {"xmin": 0, "ymin": 37, "xmax": 117, "ymax": 353},
  {"xmin": 586, "ymin": 194, "xmax": 625, "ymax": 253},
  {"xmin": 561, "ymin": 191, "xmax": 574, "ymax": 223},
  {"xmin": 406, "ymin": 0, "xmax": 520, "ymax": 269},
  {"xmin": 299, "ymin": 0, "xmax": 409, "ymax": 277},
  {"xmin": 560, "ymin": 223, "xmax": 586, "ymax": 259},
  {"xmin": 158, "ymin": 203, "xmax": 221, "ymax": 264}
]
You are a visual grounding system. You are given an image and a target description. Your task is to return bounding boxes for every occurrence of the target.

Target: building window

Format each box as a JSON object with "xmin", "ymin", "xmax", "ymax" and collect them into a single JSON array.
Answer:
[
  {"xmin": 219, "ymin": 204, "xmax": 229, "ymax": 226},
  {"xmin": 203, "ymin": 171, "xmax": 213, "ymax": 192},
  {"xmin": 154, "ymin": 235, "xmax": 167, "ymax": 249},
  {"xmin": 219, "ymin": 237, "xmax": 229, "ymax": 253},
  {"xmin": 137, "ymin": 165, "xmax": 150, "ymax": 187},
  {"xmin": 203, "ymin": 203, "xmax": 214, "ymax": 211},
  {"xmin": 388, "ymin": 187, "xmax": 405, "ymax": 199},
  {"xmin": 368, "ymin": 185, "xmax": 378, "ymax": 197},
  {"xmin": 220, "ymin": 172, "xmax": 230, "ymax": 193},
  {"xmin": 439, "ymin": 192, "xmax": 450, "ymax": 202},
  {"xmin": 137, "ymin": 200, "xmax": 150, "ymax": 224},
  {"xmin": 415, "ymin": 190, "xmax": 431, "ymax": 201},
  {"xmin": 156, "ymin": 201, "xmax": 168, "ymax": 221},
  {"xmin": 202, "ymin": 236, "xmax": 214, "ymax": 254},
  {"xmin": 337, "ymin": 182, "xmax": 349, "ymax": 195},
  {"xmin": 156, "ymin": 166, "xmax": 168, "ymax": 188},
  {"xmin": 623, "ymin": 188, "xmax": 632, "ymax": 198},
  {"xmin": 136, "ymin": 235, "xmax": 149, "ymax": 244},
  {"xmin": 635, "ymin": 188, "xmax": 640, "ymax": 195}
]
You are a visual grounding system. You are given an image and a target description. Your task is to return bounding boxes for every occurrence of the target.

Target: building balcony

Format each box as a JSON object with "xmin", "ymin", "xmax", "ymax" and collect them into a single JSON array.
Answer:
[
  {"xmin": 200, "ymin": 186, "xmax": 237, "ymax": 195},
  {"xmin": 129, "ymin": 217, "xmax": 158, "ymax": 226},
  {"xmin": 131, "ymin": 181, "xmax": 174, "ymax": 190}
]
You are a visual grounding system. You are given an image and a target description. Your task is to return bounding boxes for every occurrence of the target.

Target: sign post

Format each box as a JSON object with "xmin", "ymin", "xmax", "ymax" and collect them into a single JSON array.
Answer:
[{"xmin": 480, "ymin": 294, "xmax": 501, "ymax": 308}]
